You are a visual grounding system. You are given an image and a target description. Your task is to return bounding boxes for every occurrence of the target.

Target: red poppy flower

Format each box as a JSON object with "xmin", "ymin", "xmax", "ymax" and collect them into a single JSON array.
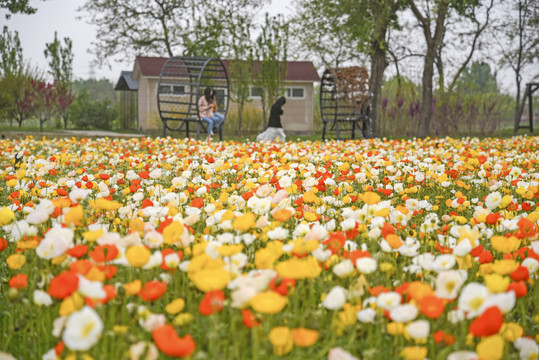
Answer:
[
  {"xmin": 152, "ymin": 325, "xmax": 196, "ymax": 357},
  {"xmin": 141, "ymin": 198, "xmax": 154, "ymax": 209},
  {"xmin": 138, "ymin": 171, "xmax": 150, "ymax": 179},
  {"xmin": 89, "ymin": 244, "xmax": 119, "ymax": 263},
  {"xmin": 242, "ymin": 309, "xmax": 262, "ymax": 328},
  {"xmin": 48, "ymin": 271, "xmax": 79, "ymax": 299},
  {"xmin": 507, "ymin": 281, "xmax": 527, "ymax": 298},
  {"xmin": 0, "ymin": 238, "xmax": 7, "ymax": 252},
  {"xmin": 9, "ymin": 274, "xmax": 27, "ymax": 289},
  {"xmin": 99, "ymin": 174, "xmax": 111, "ymax": 180},
  {"xmin": 323, "ymin": 232, "xmax": 346, "ymax": 254},
  {"xmin": 478, "ymin": 250, "xmax": 493, "ymax": 263},
  {"xmin": 381, "ymin": 222, "xmax": 396, "ymax": 238},
  {"xmin": 469, "ymin": 306, "xmax": 504, "ymax": 337},
  {"xmin": 66, "ymin": 245, "xmax": 88, "ymax": 258},
  {"xmin": 56, "ymin": 188, "xmax": 68, "ymax": 196},
  {"xmin": 97, "ymin": 264, "xmax": 117, "ymax": 280},
  {"xmin": 189, "ymin": 197, "xmax": 204, "ymax": 208},
  {"xmin": 199, "ymin": 290, "xmax": 225, "ymax": 316},
  {"xmin": 138, "ymin": 280, "xmax": 167, "ymax": 302},
  {"xmin": 269, "ymin": 277, "xmax": 296, "ymax": 296}
]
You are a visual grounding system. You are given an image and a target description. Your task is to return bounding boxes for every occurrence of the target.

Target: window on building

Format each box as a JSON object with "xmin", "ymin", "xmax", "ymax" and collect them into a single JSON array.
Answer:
[
  {"xmin": 159, "ymin": 84, "xmax": 187, "ymax": 95},
  {"xmin": 285, "ymin": 87, "xmax": 305, "ymax": 99},
  {"xmin": 250, "ymin": 87, "xmax": 262, "ymax": 98},
  {"xmin": 172, "ymin": 85, "xmax": 186, "ymax": 95}
]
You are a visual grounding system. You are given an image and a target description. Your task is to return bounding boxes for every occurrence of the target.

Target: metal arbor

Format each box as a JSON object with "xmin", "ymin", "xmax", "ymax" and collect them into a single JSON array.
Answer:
[
  {"xmin": 320, "ymin": 66, "xmax": 372, "ymax": 140},
  {"xmin": 157, "ymin": 56, "xmax": 230, "ymax": 139}
]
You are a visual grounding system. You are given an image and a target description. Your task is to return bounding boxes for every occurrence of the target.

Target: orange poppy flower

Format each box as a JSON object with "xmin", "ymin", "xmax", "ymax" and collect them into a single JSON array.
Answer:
[
  {"xmin": 516, "ymin": 218, "xmax": 537, "ymax": 239},
  {"xmin": 152, "ymin": 325, "xmax": 196, "ymax": 357},
  {"xmin": 48, "ymin": 271, "xmax": 79, "ymax": 299},
  {"xmin": 69, "ymin": 259, "xmax": 93, "ymax": 275},
  {"xmin": 417, "ymin": 295, "xmax": 446, "ymax": 319},
  {"xmin": 9, "ymin": 273, "xmax": 27, "ymax": 289},
  {"xmin": 198, "ymin": 290, "xmax": 225, "ymax": 316},
  {"xmin": 138, "ymin": 280, "xmax": 167, "ymax": 302},
  {"xmin": 89, "ymin": 244, "xmax": 119, "ymax": 263},
  {"xmin": 189, "ymin": 197, "xmax": 204, "ymax": 208},
  {"xmin": 469, "ymin": 306, "xmax": 504, "ymax": 337},
  {"xmin": 66, "ymin": 245, "xmax": 88, "ymax": 258},
  {"xmin": 291, "ymin": 328, "xmax": 319, "ymax": 347},
  {"xmin": 273, "ymin": 209, "xmax": 293, "ymax": 222}
]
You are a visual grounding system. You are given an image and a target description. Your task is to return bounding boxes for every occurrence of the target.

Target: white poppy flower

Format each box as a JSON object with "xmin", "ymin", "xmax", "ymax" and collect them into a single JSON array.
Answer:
[
  {"xmin": 77, "ymin": 275, "xmax": 106, "ymax": 300},
  {"xmin": 322, "ymin": 286, "xmax": 347, "ymax": 310},
  {"xmin": 357, "ymin": 308, "xmax": 376, "ymax": 323},
  {"xmin": 36, "ymin": 224, "xmax": 74, "ymax": 259},
  {"xmin": 328, "ymin": 347, "xmax": 358, "ymax": 360},
  {"xmin": 389, "ymin": 303, "xmax": 418, "ymax": 323},
  {"xmin": 333, "ymin": 259, "xmax": 355, "ymax": 278},
  {"xmin": 129, "ymin": 341, "xmax": 159, "ymax": 360},
  {"xmin": 356, "ymin": 257, "xmax": 377, "ymax": 274},
  {"xmin": 62, "ymin": 307, "xmax": 103, "ymax": 350},
  {"xmin": 33, "ymin": 290, "xmax": 53, "ymax": 306},
  {"xmin": 435, "ymin": 270, "xmax": 465, "ymax": 299},
  {"xmin": 447, "ymin": 351, "xmax": 478, "ymax": 360},
  {"xmin": 458, "ymin": 282, "xmax": 491, "ymax": 318},
  {"xmin": 376, "ymin": 292, "xmax": 401, "ymax": 310},
  {"xmin": 406, "ymin": 320, "xmax": 430, "ymax": 341}
]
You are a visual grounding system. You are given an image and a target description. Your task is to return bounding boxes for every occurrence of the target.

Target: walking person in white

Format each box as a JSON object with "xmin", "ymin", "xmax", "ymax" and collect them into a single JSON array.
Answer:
[{"xmin": 257, "ymin": 96, "xmax": 287, "ymax": 142}]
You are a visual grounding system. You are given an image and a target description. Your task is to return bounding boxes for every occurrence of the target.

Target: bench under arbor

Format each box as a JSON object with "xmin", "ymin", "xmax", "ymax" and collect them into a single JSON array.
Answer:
[
  {"xmin": 320, "ymin": 66, "xmax": 372, "ymax": 141},
  {"xmin": 157, "ymin": 56, "xmax": 230, "ymax": 140}
]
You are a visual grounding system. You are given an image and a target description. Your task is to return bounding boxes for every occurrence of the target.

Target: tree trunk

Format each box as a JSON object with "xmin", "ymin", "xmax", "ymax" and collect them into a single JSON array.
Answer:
[
  {"xmin": 370, "ymin": 45, "xmax": 387, "ymax": 138},
  {"xmin": 40, "ymin": 118, "xmax": 44, "ymax": 132},
  {"xmin": 418, "ymin": 42, "xmax": 436, "ymax": 137},
  {"xmin": 237, "ymin": 102, "xmax": 244, "ymax": 136},
  {"xmin": 513, "ymin": 80, "xmax": 521, "ymax": 132}
]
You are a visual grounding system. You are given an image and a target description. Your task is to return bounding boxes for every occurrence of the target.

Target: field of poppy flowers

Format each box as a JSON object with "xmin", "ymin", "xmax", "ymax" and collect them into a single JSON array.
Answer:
[{"xmin": 0, "ymin": 135, "xmax": 539, "ymax": 360}]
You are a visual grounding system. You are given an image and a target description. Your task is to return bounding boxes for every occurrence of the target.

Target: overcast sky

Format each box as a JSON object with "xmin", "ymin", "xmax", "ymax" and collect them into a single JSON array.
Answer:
[{"xmin": 0, "ymin": 0, "xmax": 291, "ymax": 83}]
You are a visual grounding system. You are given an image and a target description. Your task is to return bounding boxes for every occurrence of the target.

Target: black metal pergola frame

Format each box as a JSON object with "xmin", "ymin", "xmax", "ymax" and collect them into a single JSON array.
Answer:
[
  {"xmin": 157, "ymin": 56, "xmax": 230, "ymax": 139},
  {"xmin": 319, "ymin": 67, "xmax": 372, "ymax": 141}
]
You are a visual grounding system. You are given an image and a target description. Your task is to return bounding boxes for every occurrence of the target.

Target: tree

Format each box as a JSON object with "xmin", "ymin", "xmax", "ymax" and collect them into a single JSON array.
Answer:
[
  {"xmin": 0, "ymin": 26, "xmax": 34, "ymax": 127},
  {"xmin": 407, "ymin": 0, "xmax": 484, "ymax": 137},
  {"xmin": 0, "ymin": 0, "xmax": 45, "ymax": 19},
  {"xmin": 253, "ymin": 14, "xmax": 289, "ymax": 128},
  {"xmin": 291, "ymin": 0, "xmax": 365, "ymax": 70},
  {"xmin": 80, "ymin": 0, "xmax": 192, "ymax": 61},
  {"xmin": 292, "ymin": 0, "xmax": 404, "ymax": 138},
  {"xmin": 444, "ymin": 0, "xmax": 495, "ymax": 92},
  {"xmin": 491, "ymin": 0, "xmax": 539, "ymax": 131},
  {"xmin": 69, "ymin": 89, "xmax": 117, "ymax": 130},
  {"xmin": 44, "ymin": 32, "xmax": 75, "ymax": 129},
  {"xmin": 457, "ymin": 61, "xmax": 498, "ymax": 93},
  {"xmin": 27, "ymin": 80, "xmax": 59, "ymax": 132},
  {"xmin": 0, "ymin": 26, "xmax": 24, "ymax": 77},
  {"xmin": 218, "ymin": 1, "xmax": 266, "ymax": 135},
  {"xmin": 80, "ymin": 0, "xmax": 268, "ymax": 63}
]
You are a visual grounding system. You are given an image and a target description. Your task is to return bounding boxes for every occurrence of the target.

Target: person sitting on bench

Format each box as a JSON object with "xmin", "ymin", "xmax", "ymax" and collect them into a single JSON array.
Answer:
[{"xmin": 198, "ymin": 87, "xmax": 225, "ymax": 141}]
